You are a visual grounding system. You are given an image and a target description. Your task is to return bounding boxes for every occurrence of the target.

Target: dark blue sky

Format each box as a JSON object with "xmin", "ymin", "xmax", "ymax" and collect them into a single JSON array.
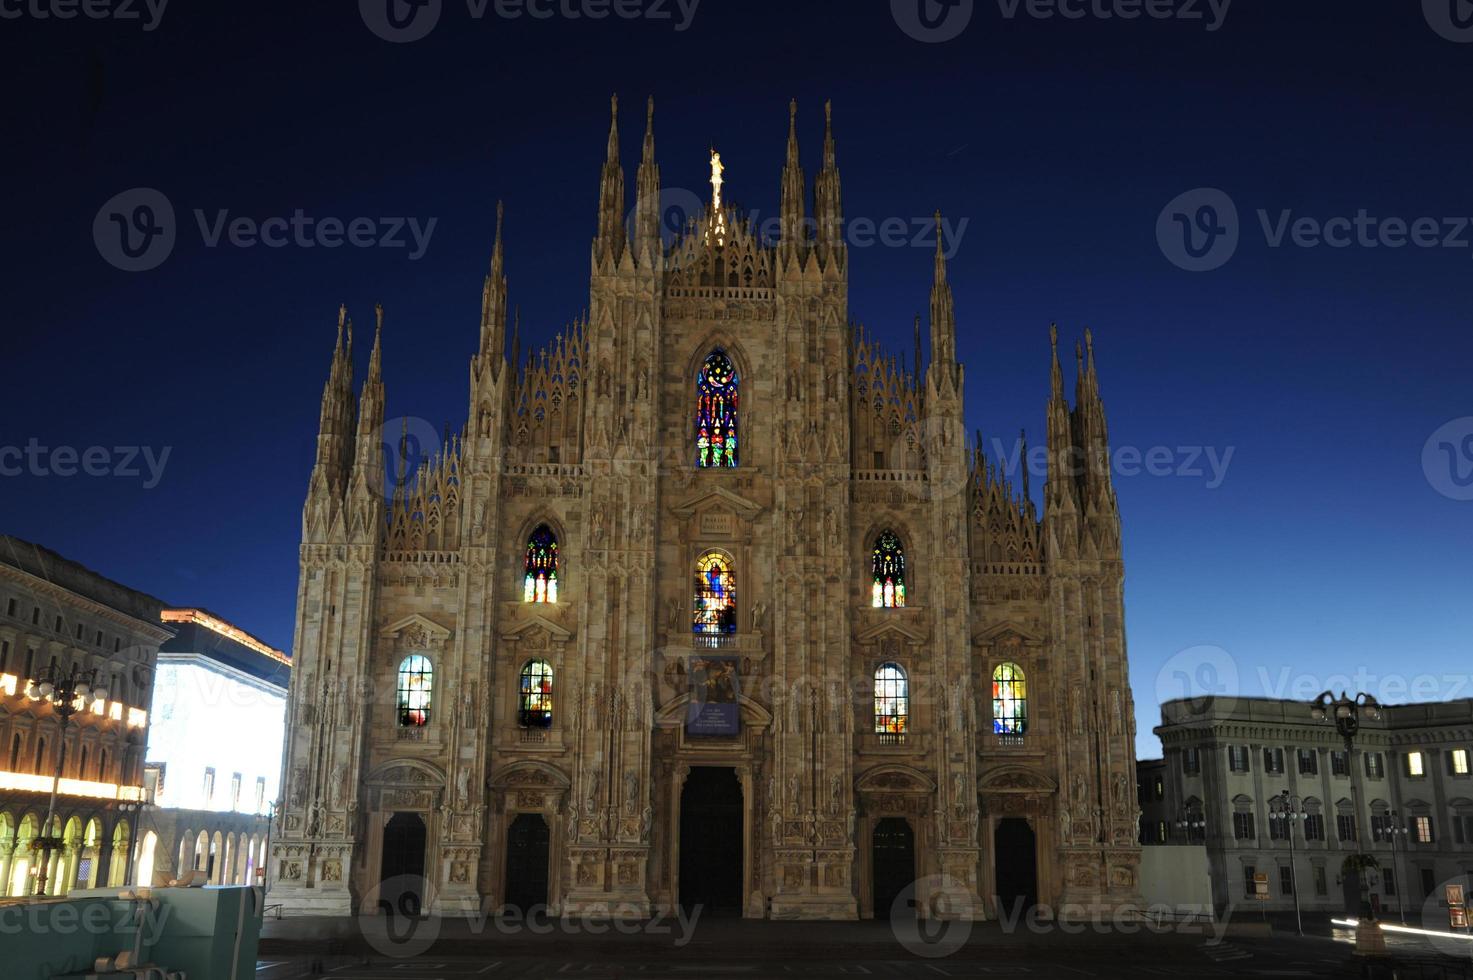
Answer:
[{"xmin": 2, "ymin": 1, "xmax": 1470, "ymax": 757}]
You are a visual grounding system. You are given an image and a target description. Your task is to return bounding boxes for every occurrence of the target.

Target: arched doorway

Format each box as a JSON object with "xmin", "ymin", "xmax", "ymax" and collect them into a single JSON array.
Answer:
[
  {"xmin": 871, "ymin": 817, "xmax": 915, "ymax": 919},
  {"xmin": 678, "ymin": 767, "xmax": 743, "ymax": 914},
  {"xmin": 503, "ymin": 813, "xmax": 550, "ymax": 914},
  {"xmin": 993, "ymin": 817, "xmax": 1037, "ymax": 916},
  {"xmin": 379, "ymin": 812, "xmax": 428, "ymax": 916}
]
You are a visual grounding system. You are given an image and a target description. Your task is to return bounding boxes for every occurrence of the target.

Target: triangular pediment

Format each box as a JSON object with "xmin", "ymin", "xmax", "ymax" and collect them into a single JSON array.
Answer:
[
  {"xmin": 379, "ymin": 613, "xmax": 452, "ymax": 648},
  {"xmin": 973, "ymin": 620, "xmax": 1043, "ymax": 645},
  {"xmin": 499, "ymin": 613, "xmax": 572, "ymax": 642},
  {"xmin": 669, "ymin": 485, "xmax": 763, "ymax": 520},
  {"xmin": 854, "ymin": 618, "xmax": 928, "ymax": 644},
  {"xmin": 979, "ymin": 765, "xmax": 1057, "ymax": 794}
]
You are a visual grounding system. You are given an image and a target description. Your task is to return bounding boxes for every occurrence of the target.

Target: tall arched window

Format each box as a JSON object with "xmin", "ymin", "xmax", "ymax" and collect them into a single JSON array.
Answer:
[
  {"xmin": 523, "ymin": 524, "xmax": 559, "ymax": 603},
  {"xmin": 695, "ymin": 348, "xmax": 739, "ymax": 468},
  {"xmin": 518, "ymin": 659, "xmax": 554, "ymax": 729},
  {"xmin": 397, "ymin": 654, "xmax": 432, "ymax": 727},
  {"xmin": 692, "ymin": 551, "xmax": 737, "ymax": 634},
  {"xmin": 871, "ymin": 530, "xmax": 907, "ymax": 608},
  {"xmin": 874, "ymin": 663, "xmax": 908, "ymax": 741},
  {"xmin": 992, "ymin": 662, "xmax": 1027, "ymax": 735}
]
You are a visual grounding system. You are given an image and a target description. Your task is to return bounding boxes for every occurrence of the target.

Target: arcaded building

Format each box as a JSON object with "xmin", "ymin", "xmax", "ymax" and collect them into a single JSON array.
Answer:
[{"xmin": 269, "ymin": 99, "xmax": 1143, "ymax": 920}]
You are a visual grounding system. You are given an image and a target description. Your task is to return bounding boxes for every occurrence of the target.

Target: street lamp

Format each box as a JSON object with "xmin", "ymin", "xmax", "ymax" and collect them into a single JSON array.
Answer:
[
  {"xmin": 1311, "ymin": 690, "xmax": 1384, "ymax": 956},
  {"xmin": 1377, "ymin": 809, "xmax": 1409, "ymax": 926},
  {"xmin": 25, "ymin": 664, "xmax": 107, "ymax": 896},
  {"xmin": 1269, "ymin": 790, "xmax": 1305, "ymax": 936},
  {"xmin": 1174, "ymin": 805, "xmax": 1206, "ymax": 844}
]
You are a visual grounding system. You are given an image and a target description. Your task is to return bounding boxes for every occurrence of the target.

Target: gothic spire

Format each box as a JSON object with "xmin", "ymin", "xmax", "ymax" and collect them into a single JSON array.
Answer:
[
  {"xmin": 595, "ymin": 94, "xmax": 627, "ymax": 264},
  {"xmin": 310, "ymin": 306, "xmax": 358, "ymax": 504},
  {"xmin": 779, "ymin": 99, "xmax": 807, "ymax": 249},
  {"xmin": 927, "ymin": 211, "xmax": 959, "ymax": 391},
  {"xmin": 814, "ymin": 99, "xmax": 843, "ymax": 252},
  {"xmin": 633, "ymin": 96, "xmax": 662, "ymax": 262},
  {"xmin": 478, "ymin": 201, "xmax": 509, "ymax": 377}
]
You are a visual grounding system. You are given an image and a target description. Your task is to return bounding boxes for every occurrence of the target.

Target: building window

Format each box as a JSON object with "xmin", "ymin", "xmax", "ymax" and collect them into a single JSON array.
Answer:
[
  {"xmin": 396, "ymin": 654, "xmax": 433, "ymax": 727},
  {"xmin": 1413, "ymin": 815, "xmax": 1433, "ymax": 844},
  {"xmin": 1279, "ymin": 866, "xmax": 1294, "ymax": 896},
  {"xmin": 31, "ymin": 607, "xmax": 39, "ymax": 625},
  {"xmin": 992, "ymin": 662, "xmax": 1028, "ymax": 735},
  {"xmin": 255, "ymin": 777, "xmax": 266, "ymax": 814},
  {"xmin": 1331, "ymin": 751, "xmax": 1349, "ymax": 776},
  {"xmin": 1243, "ymin": 864, "xmax": 1257, "ymax": 898},
  {"xmin": 874, "ymin": 662, "xmax": 908, "ymax": 740},
  {"xmin": 1452, "ymin": 814, "xmax": 1473, "ymax": 844},
  {"xmin": 522, "ymin": 523, "xmax": 559, "ymax": 603},
  {"xmin": 1383, "ymin": 867, "xmax": 1396, "ymax": 896},
  {"xmin": 203, "ymin": 767, "xmax": 216, "ymax": 802},
  {"xmin": 870, "ymin": 530, "xmax": 907, "ymax": 608},
  {"xmin": 1313, "ymin": 864, "xmax": 1327, "ymax": 897},
  {"xmin": 1337, "ymin": 814, "xmax": 1357, "ymax": 842},
  {"xmin": 1365, "ymin": 752, "xmax": 1385, "ymax": 779},
  {"xmin": 1298, "ymin": 749, "xmax": 1318, "ymax": 775},
  {"xmin": 1421, "ymin": 868, "xmax": 1436, "ymax": 896},
  {"xmin": 1371, "ymin": 812, "xmax": 1393, "ymax": 841},
  {"xmin": 1263, "ymin": 747, "xmax": 1284, "ymax": 774},
  {"xmin": 4, "ymin": 598, "xmax": 12, "ymax": 617},
  {"xmin": 692, "ymin": 552, "xmax": 737, "ymax": 634},
  {"xmin": 1407, "ymin": 752, "xmax": 1425, "ymax": 777},
  {"xmin": 1269, "ymin": 813, "xmax": 1289, "ymax": 840},
  {"xmin": 1182, "ymin": 747, "xmax": 1200, "ymax": 774},
  {"xmin": 8, "ymin": 734, "xmax": 19, "ymax": 770},
  {"xmin": 1304, "ymin": 812, "xmax": 1326, "ymax": 841},
  {"xmin": 518, "ymin": 659, "xmax": 554, "ymax": 729},
  {"xmin": 231, "ymin": 773, "xmax": 242, "ymax": 810},
  {"xmin": 1229, "ymin": 745, "xmax": 1250, "ymax": 772},
  {"xmin": 1233, "ymin": 811, "xmax": 1255, "ymax": 840},
  {"xmin": 0, "ymin": 639, "xmax": 8, "ymax": 673},
  {"xmin": 1450, "ymin": 748, "xmax": 1469, "ymax": 776},
  {"xmin": 695, "ymin": 348, "xmax": 739, "ymax": 468}
]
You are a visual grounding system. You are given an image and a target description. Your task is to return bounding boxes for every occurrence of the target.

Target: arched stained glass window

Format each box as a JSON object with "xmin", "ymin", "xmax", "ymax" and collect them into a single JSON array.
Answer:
[
  {"xmin": 397, "ymin": 655, "xmax": 432, "ymax": 728},
  {"xmin": 519, "ymin": 659, "xmax": 554, "ymax": 729},
  {"xmin": 692, "ymin": 552, "xmax": 737, "ymax": 634},
  {"xmin": 523, "ymin": 524, "xmax": 558, "ymax": 603},
  {"xmin": 874, "ymin": 663, "xmax": 908, "ymax": 740},
  {"xmin": 695, "ymin": 349, "xmax": 739, "ymax": 468},
  {"xmin": 871, "ymin": 530, "xmax": 907, "ymax": 608},
  {"xmin": 992, "ymin": 662, "xmax": 1027, "ymax": 735}
]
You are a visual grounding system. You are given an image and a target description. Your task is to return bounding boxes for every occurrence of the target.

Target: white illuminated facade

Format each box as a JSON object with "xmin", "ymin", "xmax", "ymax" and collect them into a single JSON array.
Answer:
[{"xmin": 146, "ymin": 610, "xmax": 289, "ymax": 816}]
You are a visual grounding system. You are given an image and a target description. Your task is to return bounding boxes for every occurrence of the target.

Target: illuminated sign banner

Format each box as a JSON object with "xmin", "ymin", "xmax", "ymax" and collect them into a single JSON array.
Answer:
[{"xmin": 686, "ymin": 656, "xmax": 740, "ymax": 736}]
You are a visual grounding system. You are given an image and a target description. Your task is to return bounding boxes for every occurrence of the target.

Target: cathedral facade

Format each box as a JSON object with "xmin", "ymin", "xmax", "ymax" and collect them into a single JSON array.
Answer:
[{"xmin": 269, "ymin": 98, "xmax": 1143, "ymax": 921}]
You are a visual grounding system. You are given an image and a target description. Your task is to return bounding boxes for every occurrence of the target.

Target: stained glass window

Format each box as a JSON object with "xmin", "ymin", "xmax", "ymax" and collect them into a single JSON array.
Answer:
[
  {"xmin": 992, "ymin": 662, "xmax": 1027, "ymax": 735},
  {"xmin": 871, "ymin": 530, "xmax": 906, "ymax": 608},
  {"xmin": 519, "ymin": 659, "xmax": 554, "ymax": 729},
  {"xmin": 692, "ymin": 551, "xmax": 737, "ymax": 634},
  {"xmin": 695, "ymin": 349, "xmax": 739, "ymax": 468},
  {"xmin": 523, "ymin": 524, "xmax": 558, "ymax": 603},
  {"xmin": 874, "ymin": 663, "xmax": 908, "ymax": 738},
  {"xmin": 397, "ymin": 654, "xmax": 432, "ymax": 728}
]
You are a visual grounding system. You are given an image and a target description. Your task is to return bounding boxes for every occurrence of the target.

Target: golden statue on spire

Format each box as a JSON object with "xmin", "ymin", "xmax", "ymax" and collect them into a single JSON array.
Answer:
[{"xmin": 707, "ymin": 149, "xmax": 728, "ymax": 246}]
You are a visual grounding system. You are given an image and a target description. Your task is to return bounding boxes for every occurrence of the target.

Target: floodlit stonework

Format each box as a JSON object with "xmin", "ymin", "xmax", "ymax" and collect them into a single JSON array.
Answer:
[{"xmin": 270, "ymin": 99, "xmax": 1142, "ymax": 920}]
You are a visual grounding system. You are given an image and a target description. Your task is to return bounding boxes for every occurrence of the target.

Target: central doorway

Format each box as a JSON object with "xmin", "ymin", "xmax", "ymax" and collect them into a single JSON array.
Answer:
[
  {"xmin": 993, "ymin": 817, "xmax": 1037, "ymax": 916},
  {"xmin": 380, "ymin": 811, "xmax": 427, "ymax": 917},
  {"xmin": 678, "ymin": 766, "xmax": 743, "ymax": 914},
  {"xmin": 504, "ymin": 813, "xmax": 550, "ymax": 914},
  {"xmin": 871, "ymin": 817, "xmax": 915, "ymax": 919}
]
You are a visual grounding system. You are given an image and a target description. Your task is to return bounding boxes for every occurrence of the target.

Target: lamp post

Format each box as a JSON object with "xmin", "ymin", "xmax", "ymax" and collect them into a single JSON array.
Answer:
[
  {"xmin": 118, "ymin": 769, "xmax": 158, "ymax": 889},
  {"xmin": 1379, "ymin": 808, "xmax": 1409, "ymax": 926},
  {"xmin": 1269, "ymin": 790, "xmax": 1305, "ymax": 936},
  {"xmin": 25, "ymin": 664, "xmax": 107, "ymax": 897},
  {"xmin": 1311, "ymin": 690, "xmax": 1383, "ymax": 955},
  {"xmin": 1174, "ymin": 805, "xmax": 1206, "ymax": 844}
]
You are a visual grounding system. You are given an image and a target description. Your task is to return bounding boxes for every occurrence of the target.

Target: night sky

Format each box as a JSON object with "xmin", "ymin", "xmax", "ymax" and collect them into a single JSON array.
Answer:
[{"xmin": 3, "ymin": 1, "xmax": 1470, "ymax": 757}]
